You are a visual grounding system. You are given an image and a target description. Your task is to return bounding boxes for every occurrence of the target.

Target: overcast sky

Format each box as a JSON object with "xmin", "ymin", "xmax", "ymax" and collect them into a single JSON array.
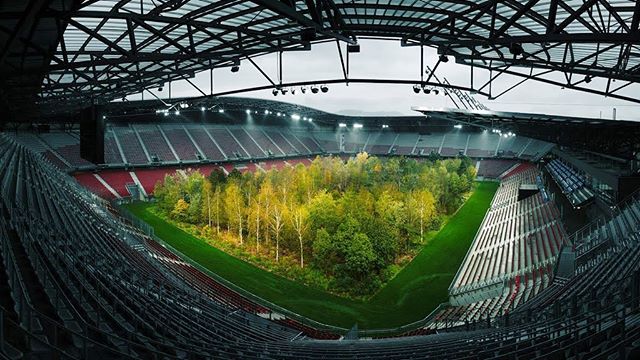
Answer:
[{"xmin": 142, "ymin": 39, "xmax": 640, "ymax": 121}]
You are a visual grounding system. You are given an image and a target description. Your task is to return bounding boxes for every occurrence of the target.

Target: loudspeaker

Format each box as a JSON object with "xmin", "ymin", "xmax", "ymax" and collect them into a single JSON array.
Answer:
[{"xmin": 79, "ymin": 105, "xmax": 104, "ymax": 164}]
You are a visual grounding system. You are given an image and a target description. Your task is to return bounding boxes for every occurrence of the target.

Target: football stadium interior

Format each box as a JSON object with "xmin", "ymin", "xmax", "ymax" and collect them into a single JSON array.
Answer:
[{"xmin": 2, "ymin": 0, "xmax": 640, "ymax": 359}]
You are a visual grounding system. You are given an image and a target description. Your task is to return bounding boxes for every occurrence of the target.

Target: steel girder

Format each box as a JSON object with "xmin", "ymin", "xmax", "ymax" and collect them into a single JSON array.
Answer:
[{"xmin": 32, "ymin": 0, "xmax": 640, "ymax": 115}]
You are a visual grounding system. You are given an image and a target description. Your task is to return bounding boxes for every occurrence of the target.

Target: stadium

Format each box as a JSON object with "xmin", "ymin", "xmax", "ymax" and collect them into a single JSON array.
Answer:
[{"xmin": 1, "ymin": 0, "xmax": 640, "ymax": 359}]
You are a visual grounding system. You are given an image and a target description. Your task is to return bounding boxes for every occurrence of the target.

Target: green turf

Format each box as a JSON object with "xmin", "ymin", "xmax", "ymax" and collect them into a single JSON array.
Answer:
[{"xmin": 124, "ymin": 181, "xmax": 498, "ymax": 330}]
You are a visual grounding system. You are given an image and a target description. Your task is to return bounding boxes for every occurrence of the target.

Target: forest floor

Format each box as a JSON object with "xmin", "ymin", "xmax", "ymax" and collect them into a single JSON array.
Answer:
[{"xmin": 124, "ymin": 181, "xmax": 498, "ymax": 331}]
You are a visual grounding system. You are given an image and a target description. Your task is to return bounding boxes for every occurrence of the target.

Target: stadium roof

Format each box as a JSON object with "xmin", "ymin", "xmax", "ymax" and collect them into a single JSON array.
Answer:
[
  {"xmin": 415, "ymin": 107, "xmax": 640, "ymax": 159},
  {"xmin": 2, "ymin": 0, "xmax": 640, "ymax": 120}
]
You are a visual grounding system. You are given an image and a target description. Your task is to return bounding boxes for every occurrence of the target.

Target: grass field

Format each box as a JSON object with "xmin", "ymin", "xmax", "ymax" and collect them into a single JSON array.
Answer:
[{"xmin": 124, "ymin": 181, "xmax": 498, "ymax": 330}]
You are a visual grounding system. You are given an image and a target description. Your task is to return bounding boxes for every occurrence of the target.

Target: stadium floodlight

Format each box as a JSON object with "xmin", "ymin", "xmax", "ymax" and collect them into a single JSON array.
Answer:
[
  {"xmin": 301, "ymin": 86, "xmax": 307, "ymax": 94},
  {"xmin": 433, "ymin": 89, "xmax": 440, "ymax": 95},
  {"xmin": 291, "ymin": 88, "xmax": 296, "ymax": 95},
  {"xmin": 338, "ymin": 123, "xmax": 347, "ymax": 128},
  {"xmin": 158, "ymin": 86, "xmax": 163, "ymax": 92},
  {"xmin": 218, "ymin": 108, "xmax": 224, "ymax": 113},
  {"xmin": 291, "ymin": 114, "xmax": 301, "ymax": 121},
  {"xmin": 439, "ymin": 54, "xmax": 449, "ymax": 63},
  {"xmin": 175, "ymin": 110, "xmax": 180, "ymax": 115},
  {"xmin": 308, "ymin": 118, "xmax": 313, "ymax": 122},
  {"xmin": 310, "ymin": 85, "xmax": 319, "ymax": 94},
  {"xmin": 454, "ymin": 124, "xmax": 463, "ymax": 129},
  {"xmin": 413, "ymin": 84, "xmax": 421, "ymax": 94},
  {"xmin": 200, "ymin": 106, "xmax": 206, "ymax": 111},
  {"xmin": 276, "ymin": 112, "xmax": 281, "ymax": 117},
  {"xmin": 246, "ymin": 109, "xmax": 251, "ymax": 114},
  {"xmin": 382, "ymin": 124, "xmax": 389, "ymax": 129},
  {"xmin": 585, "ymin": 76, "xmax": 592, "ymax": 84},
  {"xmin": 303, "ymin": 117, "xmax": 307, "ymax": 121},
  {"xmin": 353, "ymin": 123, "xmax": 363, "ymax": 129},
  {"xmin": 164, "ymin": 111, "xmax": 169, "ymax": 116},
  {"xmin": 423, "ymin": 87, "xmax": 431, "ymax": 94},
  {"xmin": 231, "ymin": 65, "xmax": 239, "ymax": 72},
  {"xmin": 272, "ymin": 88, "xmax": 279, "ymax": 96},
  {"xmin": 320, "ymin": 85, "xmax": 329, "ymax": 93}
]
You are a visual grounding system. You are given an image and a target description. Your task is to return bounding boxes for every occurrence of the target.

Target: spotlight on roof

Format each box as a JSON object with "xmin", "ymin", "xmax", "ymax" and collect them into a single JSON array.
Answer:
[
  {"xmin": 433, "ymin": 89, "xmax": 440, "ymax": 95},
  {"xmin": 320, "ymin": 85, "xmax": 329, "ymax": 93},
  {"xmin": 175, "ymin": 110, "xmax": 180, "ymax": 115},
  {"xmin": 439, "ymin": 54, "xmax": 449, "ymax": 63},
  {"xmin": 585, "ymin": 76, "xmax": 592, "ymax": 84},
  {"xmin": 218, "ymin": 108, "xmax": 224, "ymax": 113},
  {"xmin": 246, "ymin": 109, "xmax": 251, "ymax": 114},
  {"xmin": 454, "ymin": 124, "xmax": 463, "ymax": 129},
  {"xmin": 338, "ymin": 123, "xmax": 347, "ymax": 128},
  {"xmin": 308, "ymin": 118, "xmax": 313, "ymax": 122},
  {"xmin": 423, "ymin": 87, "xmax": 431, "ymax": 94},
  {"xmin": 303, "ymin": 117, "xmax": 307, "ymax": 121},
  {"xmin": 264, "ymin": 110, "xmax": 270, "ymax": 115},
  {"xmin": 291, "ymin": 88, "xmax": 296, "ymax": 95},
  {"xmin": 353, "ymin": 123, "xmax": 363, "ymax": 129},
  {"xmin": 201, "ymin": 106, "xmax": 206, "ymax": 111},
  {"xmin": 164, "ymin": 111, "xmax": 169, "ymax": 117},
  {"xmin": 310, "ymin": 85, "xmax": 319, "ymax": 94},
  {"xmin": 347, "ymin": 44, "xmax": 360, "ymax": 53},
  {"xmin": 158, "ymin": 86, "xmax": 163, "ymax": 92},
  {"xmin": 300, "ymin": 86, "xmax": 307, "ymax": 94},
  {"xmin": 509, "ymin": 43, "xmax": 523, "ymax": 56},
  {"xmin": 382, "ymin": 124, "xmax": 389, "ymax": 129},
  {"xmin": 230, "ymin": 59, "xmax": 240, "ymax": 73},
  {"xmin": 291, "ymin": 114, "xmax": 301, "ymax": 121},
  {"xmin": 272, "ymin": 88, "xmax": 279, "ymax": 96},
  {"xmin": 276, "ymin": 112, "xmax": 281, "ymax": 117},
  {"xmin": 281, "ymin": 88, "xmax": 288, "ymax": 95},
  {"xmin": 413, "ymin": 84, "xmax": 422, "ymax": 94}
]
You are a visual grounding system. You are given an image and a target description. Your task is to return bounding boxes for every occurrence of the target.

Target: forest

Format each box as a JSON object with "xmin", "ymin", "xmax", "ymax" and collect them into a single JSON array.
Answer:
[{"xmin": 153, "ymin": 154, "xmax": 477, "ymax": 297}]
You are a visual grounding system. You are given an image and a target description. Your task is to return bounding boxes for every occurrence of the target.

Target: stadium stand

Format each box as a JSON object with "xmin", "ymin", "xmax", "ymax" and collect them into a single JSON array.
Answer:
[
  {"xmin": 161, "ymin": 125, "xmax": 200, "ymax": 161},
  {"xmin": 1, "ymin": 133, "xmax": 639, "ymax": 358},
  {"xmin": 208, "ymin": 127, "xmax": 249, "ymax": 159},
  {"xmin": 135, "ymin": 125, "xmax": 177, "ymax": 162},
  {"xmin": 184, "ymin": 125, "xmax": 226, "ymax": 161},
  {"xmin": 436, "ymin": 164, "xmax": 567, "ymax": 326},
  {"xmin": 546, "ymin": 158, "xmax": 595, "ymax": 208},
  {"xmin": 113, "ymin": 127, "xmax": 149, "ymax": 164}
]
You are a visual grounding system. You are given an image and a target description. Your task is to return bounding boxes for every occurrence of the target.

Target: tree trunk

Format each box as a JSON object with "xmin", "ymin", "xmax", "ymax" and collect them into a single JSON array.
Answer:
[
  {"xmin": 299, "ymin": 234, "xmax": 304, "ymax": 268},
  {"xmin": 275, "ymin": 232, "xmax": 279, "ymax": 262}
]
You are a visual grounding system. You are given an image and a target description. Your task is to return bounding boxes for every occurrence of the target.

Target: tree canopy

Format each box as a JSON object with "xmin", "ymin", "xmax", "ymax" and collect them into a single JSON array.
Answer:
[{"xmin": 153, "ymin": 154, "xmax": 476, "ymax": 297}]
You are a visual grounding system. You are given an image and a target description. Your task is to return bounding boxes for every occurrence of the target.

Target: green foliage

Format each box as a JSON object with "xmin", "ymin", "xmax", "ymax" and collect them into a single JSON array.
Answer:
[
  {"xmin": 151, "ymin": 154, "xmax": 476, "ymax": 297},
  {"xmin": 124, "ymin": 181, "xmax": 497, "ymax": 329}
]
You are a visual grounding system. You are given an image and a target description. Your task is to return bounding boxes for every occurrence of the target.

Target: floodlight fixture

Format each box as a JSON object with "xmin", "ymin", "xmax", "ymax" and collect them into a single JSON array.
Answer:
[
  {"xmin": 423, "ymin": 87, "xmax": 431, "ymax": 94},
  {"xmin": 218, "ymin": 108, "xmax": 225, "ymax": 113},
  {"xmin": 301, "ymin": 87, "xmax": 307, "ymax": 94},
  {"xmin": 175, "ymin": 110, "xmax": 180, "ymax": 115},
  {"xmin": 433, "ymin": 89, "xmax": 440, "ymax": 95},
  {"xmin": 454, "ymin": 124, "xmax": 463, "ymax": 129},
  {"xmin": 310, "ymin": 85, "xmax": 319, "ymax": 94},
  {"xmin": 246, "ymin": 109, "xmax": 251, "ymax": 114},
  {"xmin": 382, "ymin": 124, "xmax": 389, "ymax": 129},
  {"xmin": 291, "ymin": 114, "xmax": 301, "ymax": 121},
  {"xmin": 272, "ymin": 88, "xmax": 279, "ymax": 96},
  {"xmin": 439, "ymin": 54, "xmax": 449, "ymax": 63},
  {"xmin": 200, "ymin": 106, "xmax": 206, "ymax": 111},
  {"xmin": 338, "ymin": 123, "xmax": 347, "ymax": 128},
  {"xmin": 413, "ymin": 84, "xmax": 422, "ymax": 94},
  {"xmin": 353, "ymin": 123, "xmax": 363, "ymax": 129},
  {"xmin": 320, "ymin": 85, "xmax": 329, "ymax": 93}
]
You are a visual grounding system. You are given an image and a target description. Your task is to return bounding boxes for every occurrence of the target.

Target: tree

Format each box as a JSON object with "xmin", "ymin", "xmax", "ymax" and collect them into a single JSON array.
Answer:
[
  {"xmin": 270, "ymin": 200, "xmax": 285, "ymax": 262},
  {"xmin": 224, "ymin": 182, "xmax": 244, "ymax": 244},
  {"xmin": 345, "ymin": 233, "xmax": 376, "ymax": 280},
  {"xmin": 290, "ymin": 203, "xmax": 309, "ymax": 268},
  {"xmin": 409, "ymin": 189, "xmax": 436, "ymax": 240},
  {"xmin": 171, "ymin": 198, "xmax": 189, "ymax": 221}
]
